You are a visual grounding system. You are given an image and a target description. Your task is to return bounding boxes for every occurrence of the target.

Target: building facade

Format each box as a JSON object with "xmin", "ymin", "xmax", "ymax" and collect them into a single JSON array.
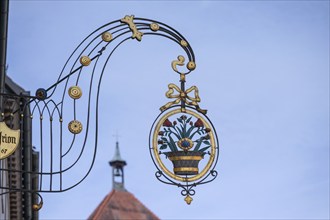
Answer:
[{"xmin": 0, "ymin": 76, "xmax": 39, "ymax": 220}]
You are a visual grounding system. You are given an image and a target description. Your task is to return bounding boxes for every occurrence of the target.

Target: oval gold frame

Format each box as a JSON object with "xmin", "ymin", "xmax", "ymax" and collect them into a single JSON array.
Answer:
[{"xmin": 152, "ymin": 108, "xmax": 216, "ymax": 182}]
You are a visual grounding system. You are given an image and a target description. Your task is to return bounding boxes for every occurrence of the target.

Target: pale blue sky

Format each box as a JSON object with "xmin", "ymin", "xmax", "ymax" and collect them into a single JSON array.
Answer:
[{"xmin": 6, "ymin": 1, "xmax": 330, "ymax": 219}]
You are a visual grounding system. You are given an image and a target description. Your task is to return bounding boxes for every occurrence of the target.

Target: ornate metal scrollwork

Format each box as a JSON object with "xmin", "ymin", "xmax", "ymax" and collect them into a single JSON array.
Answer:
[{"xmin": 0, "ymin": 15, "xmax": 217, "ymax": 208}]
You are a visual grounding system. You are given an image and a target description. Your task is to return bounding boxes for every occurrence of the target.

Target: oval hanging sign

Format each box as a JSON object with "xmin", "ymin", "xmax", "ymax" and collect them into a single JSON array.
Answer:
[{"xmin": 0, "ymin": 122, "xmax": 20, "ymax": 160}]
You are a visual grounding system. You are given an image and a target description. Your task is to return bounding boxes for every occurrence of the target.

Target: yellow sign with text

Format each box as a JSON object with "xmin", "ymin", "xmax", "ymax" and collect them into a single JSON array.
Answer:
[{"xmin": 0, "ymin": 122, "xmax": 20, "ymax": 160}]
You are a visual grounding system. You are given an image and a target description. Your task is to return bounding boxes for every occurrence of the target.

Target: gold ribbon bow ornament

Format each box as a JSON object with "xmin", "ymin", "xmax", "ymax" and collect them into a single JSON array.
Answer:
[{"xmin": 160, "ymin": 83, "xmax": 207, "ymax": 114}]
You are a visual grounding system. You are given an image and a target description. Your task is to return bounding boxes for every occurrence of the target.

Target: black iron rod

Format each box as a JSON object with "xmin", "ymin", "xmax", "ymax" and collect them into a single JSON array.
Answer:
[
  {"xmin": 0, "ymin": 0, "xmax": 9, "ymax": 114},
  {"xmin": 45, "ymin": 54, "xmax": 100, "ymax": 93},
  {"xmin": 22, "ymin": 92, "xmax": 33, "ymax": 219}
]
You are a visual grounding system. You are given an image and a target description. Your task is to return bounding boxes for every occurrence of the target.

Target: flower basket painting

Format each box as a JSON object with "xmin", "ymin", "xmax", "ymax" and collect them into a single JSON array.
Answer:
[
  {"xmin": 147, "ymin": 54, "xmax": 219, "ymax": 204},
  {"xmin": 149, "ymin": 105, "xmax": 219, "ymax": 204},
  {"xmin": 157, "ymin": 114, "xmax": 212, "ymax": 175}
]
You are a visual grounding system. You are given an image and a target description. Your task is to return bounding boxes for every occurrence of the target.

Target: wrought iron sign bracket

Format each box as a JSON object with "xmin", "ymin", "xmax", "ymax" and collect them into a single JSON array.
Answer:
[{"xmin": 0, "ymin": 15, "xmax": 219, "ymax": 209}]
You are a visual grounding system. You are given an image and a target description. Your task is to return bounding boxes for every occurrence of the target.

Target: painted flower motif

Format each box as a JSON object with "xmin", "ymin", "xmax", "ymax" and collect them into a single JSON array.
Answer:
[
  {"xmin": 180, "ymin": 115, "xmax": 187, "ymax": 120},
  {"xmin": 163, "ymin": 119, "xmax": 172, "ymax": 127},
  {"xmin": 158, "ymin": 115, "xmax": 211, "ymax": 153},
  {"xmin": 178, "ymin": 138, "xmax": 194, "ymax": 151},
  {"xmin": 194, "ymin": 118, "xmax": 204, "ymax": 127}
]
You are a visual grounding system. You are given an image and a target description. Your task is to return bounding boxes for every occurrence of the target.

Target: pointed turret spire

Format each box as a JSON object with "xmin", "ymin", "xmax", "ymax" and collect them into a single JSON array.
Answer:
[
  {"xmin": 109, "ymin": 141, "xmax": 127, "ymax": 191},
  {"xmin": 111, "ymin": 141, "xmax": 125, "ymax": 163}
]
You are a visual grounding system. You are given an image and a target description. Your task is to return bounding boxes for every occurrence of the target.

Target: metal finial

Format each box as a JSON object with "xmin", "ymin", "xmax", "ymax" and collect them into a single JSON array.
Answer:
[
  {"xmin": 109, "ymin": 132, "xmax": 126, "ymax": 165},
  {"xmin": 112, "ymin": 130, "xmax": 121, "ymax": 142}
]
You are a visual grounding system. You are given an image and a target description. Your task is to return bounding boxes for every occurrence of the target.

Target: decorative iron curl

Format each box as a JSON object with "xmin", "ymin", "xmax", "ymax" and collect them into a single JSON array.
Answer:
[
  {"xmin": 181, "ymin": 188, "xmax": 195, "ymax": 196},
  {"xmin": 0, "ymin": 189, "xmax": 43, "ymax": 211},
  {"xmin": 32, "ymin": 192, "xmax": 43, "ymax": 211},
  {"xmin": 155, "ymin": 169, "xmax": 197, "ymax": 200}
]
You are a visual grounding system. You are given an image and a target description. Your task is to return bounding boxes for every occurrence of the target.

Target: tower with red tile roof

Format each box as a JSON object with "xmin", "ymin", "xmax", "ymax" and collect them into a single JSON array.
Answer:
[{"xmin": 88, "ymin": 141, "xmax": 159, "ymax": 220}]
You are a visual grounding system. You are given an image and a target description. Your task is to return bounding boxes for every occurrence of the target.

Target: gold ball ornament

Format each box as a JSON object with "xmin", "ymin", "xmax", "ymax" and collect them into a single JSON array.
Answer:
[
  {"xmin": 150, "ymin": 23, "xmax": 160, "ymax": 31},
  {"xmin": 32, "ymin": 201, "xmax": 43, "ymax": 211},
  {"xmin": 80, "ymin": 56, "xmax": 91, "ymax": 66},
  {"xmin": 102, "ymin": 32, "xmax": 113, "ymax": 42},
  {"xmin": 187, "ymin": 61, "xmax": 196, "ymax": 71},
  {"xmin": 68, "ymin": 120, "xmax": 83, "ymax": 134},
  {"xmin": 68, "ymin": 86, "xmax": 82, "ymax": 99},
  {"xmin": 180, "ymin": 40, "xmax": 188, "ymax": 47}
]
